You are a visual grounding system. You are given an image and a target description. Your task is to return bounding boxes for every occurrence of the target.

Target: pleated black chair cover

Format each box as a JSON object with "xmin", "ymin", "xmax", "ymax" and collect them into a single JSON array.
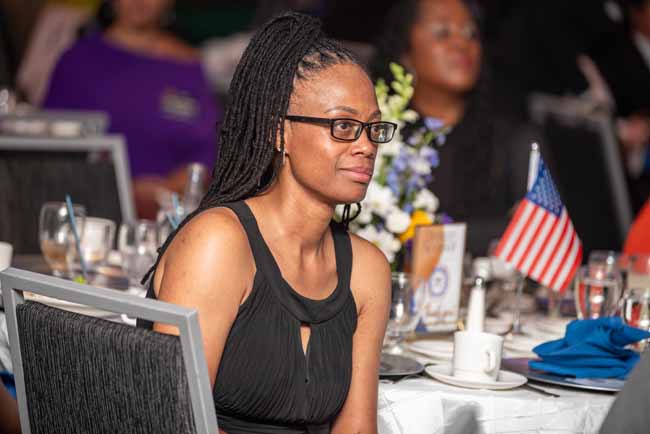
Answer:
[{"xmin": 16, "ymin": 301, "xmax": 195, "ymax": 434}]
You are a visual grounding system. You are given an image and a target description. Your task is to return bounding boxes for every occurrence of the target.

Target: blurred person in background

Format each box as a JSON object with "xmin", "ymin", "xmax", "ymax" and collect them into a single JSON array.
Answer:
[
  {"xmin": 42, "ymin": 0, "xmax": 221, "ymax": 219},
  {"xmin": 624, "ymin": 198, "xmax": 650, "ymax": 254},
  {"xmin": 594, "ymin": 0, "xmax": 650, "ymax": 211},
  {"xmin": 370, "ymin": 0, "xmax": 531, "ymax": 256}
]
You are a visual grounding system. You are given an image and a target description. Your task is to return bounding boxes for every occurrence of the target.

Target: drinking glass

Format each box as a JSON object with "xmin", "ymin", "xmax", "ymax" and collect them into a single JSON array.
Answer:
[
  {"xmin": 627, "ymin": 254, "xmax": 650, "ymax": 290},
  {"xmin": 588, "ymin": 250, "xmax": 619, "ymax": 271},
  {"xmin": 574, "ymin": 264, "xmax": 622, "ymax": 319},
  {"xmin": 384, "ymin": 272, "xmax": 430, "ymax": 354},
  {"xmin": 118, "ymin": 220, "xmax": 158, "ymax": 287},
  {"xmin": 67, "ymin": 217, "xmax": 116, "ymax": 274},
  {"xmin": 620, "ymin": 287, "xmax": 650, "ymax": 350},
  {"xmin": 39, "ymin": 202, "xmax": 86, "ymax": 277}
]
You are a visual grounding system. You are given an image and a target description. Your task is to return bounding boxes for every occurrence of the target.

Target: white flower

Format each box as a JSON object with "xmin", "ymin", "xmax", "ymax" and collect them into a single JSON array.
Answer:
[
  {"xmin": 356, "ymin": 225, "xmax": 380, "ymax": 246},
  {"xmin": 356, "ymin": 226, "xmax": 400, "ymax": 263},
  {"xmin": 413, "ymin": 189, "xmax": 439, "ymax": 213},
  {"xmin": 385, "ymin": 208, "xmax": 411, "ymax": 234},
  {"xmin": 411, "ymin": 156, "xmax": 431, "ymax": 175},
  {"xmin": 401, "ymin": 109, "xmax": 418, "ymax": 122},
  {"xmin": 356, "ymin": 203, "xmax": 373, "ymax": 224},
  {"xmin": 387, "ymin": 94, "xmax": 403, "ymax": 116},
  {"xmin": 362, "ymin": 183, "xmax": 396, "ymax": 218},
  {"xmin": 378, "ymin": 137, "xmax": 401, "ymax": 158},
  {"xmin": 376, "ymin": 230, "xmax": 401, "ymax": 263}
]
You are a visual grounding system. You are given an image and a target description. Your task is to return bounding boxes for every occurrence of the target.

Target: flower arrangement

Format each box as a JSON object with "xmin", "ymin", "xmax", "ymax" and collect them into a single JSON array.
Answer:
[{"xmin": 339, "ymin": 63, "xmax": 451, "ymax": 270}]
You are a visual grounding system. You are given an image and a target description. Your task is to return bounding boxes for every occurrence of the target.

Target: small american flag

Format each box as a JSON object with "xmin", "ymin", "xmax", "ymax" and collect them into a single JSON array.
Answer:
[{"xmin": 495, "ymin": 155, "xmax": 582, "ymax": 294}]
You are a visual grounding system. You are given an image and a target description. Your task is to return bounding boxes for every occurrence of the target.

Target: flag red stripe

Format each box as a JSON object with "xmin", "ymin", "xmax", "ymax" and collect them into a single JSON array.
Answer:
[
  {"xmin": 528, "ymin": 214, "xmax": 561, "ymax": 277},
  {"xmin": 506, "ymin": 206, "xmax": 537, "ymax": 264},
  {"xmin": 516, "ymin": 211, "xmax": 550, "ymax": 270},
  {"xmin": 558, "ymin": 244, "xmax": 583, "ymax": 293},
  {"xmin": 495, "ymin": 201, "xmax": 529, "ymax": 259},
  {"xmin": 548, "ymin": 230, "xmax": 577, "ymax": 290},
  {"xmin": 537, "ymin": 215, "xmax": 570, "ymax": 284}
]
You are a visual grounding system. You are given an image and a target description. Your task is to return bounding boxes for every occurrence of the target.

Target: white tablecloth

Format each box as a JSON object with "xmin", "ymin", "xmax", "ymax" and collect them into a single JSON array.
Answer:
[{"xmin": 378, "ymin": 376, "xmax": 614, "ymax": 434}]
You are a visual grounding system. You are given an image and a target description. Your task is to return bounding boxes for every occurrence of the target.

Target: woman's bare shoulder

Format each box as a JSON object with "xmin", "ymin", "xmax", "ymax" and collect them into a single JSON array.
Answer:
[
  {"xmin": 348, "ymin": 233, "xmax": 391, "ymax": 309},
  {"xmin": 155, "ymin": 207, "xmax": 254, "ymax": 295},
  {"xmin": 166, "ymin": 207, "xmax": 249, "ymax": 261}
]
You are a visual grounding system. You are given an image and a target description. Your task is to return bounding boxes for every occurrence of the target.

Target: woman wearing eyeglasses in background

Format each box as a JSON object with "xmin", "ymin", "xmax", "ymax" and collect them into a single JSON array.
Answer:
[
  {"xmin": 370, "ymin": 0, "xmax": 533, "ymax": 256},
  {"xmin": 140, "ymin": 12, "xmax": 391, "ymax": 434}
]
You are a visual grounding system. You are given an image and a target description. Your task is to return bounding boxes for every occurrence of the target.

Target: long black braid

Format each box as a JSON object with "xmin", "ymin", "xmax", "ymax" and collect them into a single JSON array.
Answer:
[{"xmin": 142, "ymin": 12, "xmax": 363, "ymax": 285}]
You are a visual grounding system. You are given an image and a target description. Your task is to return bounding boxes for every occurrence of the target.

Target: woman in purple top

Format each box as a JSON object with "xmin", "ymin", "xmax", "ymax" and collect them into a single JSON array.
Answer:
[{"xmin": 43, "ymin": 0, "xmax": 220, "ymax": 218}]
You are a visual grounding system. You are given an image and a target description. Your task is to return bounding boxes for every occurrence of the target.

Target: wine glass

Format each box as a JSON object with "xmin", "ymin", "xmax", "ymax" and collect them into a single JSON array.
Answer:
[
  {"xmin": 66, "ymin": 217, "xmax": 116, "ymax": 275},
  {"xmin": 118, "ymin": 220, "xmax": 158, "ymax": 287},
  {"xmin": 627, "ymin": 254, "xmax": 650, "ymax": 290},
  {"xmin": 384, "ymin": 272, "xmax": 430, "ymax": 355},
  {"xmin": 620, "ymin": 287, "xmax": 650, "ymax": 350},
  {"xmin": 39, "ymin": 202, "xmax": 86, "ymax": 277},
  {"xmin": 574, "ymin": 264, "xmax": 622, "ymax": 319}
]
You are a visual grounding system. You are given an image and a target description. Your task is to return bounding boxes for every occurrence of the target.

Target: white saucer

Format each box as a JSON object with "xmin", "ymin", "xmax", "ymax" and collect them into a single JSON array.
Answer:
[
  {"xmin": 406, "ymin": 340, "xmax": 454, "ymax": 362},
  {"xmin": 425, "ymin": 364, "xmax": 527, "ymax": 390}
]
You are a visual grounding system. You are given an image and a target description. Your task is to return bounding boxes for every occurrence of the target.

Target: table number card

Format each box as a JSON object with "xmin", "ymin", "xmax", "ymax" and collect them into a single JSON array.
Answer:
[{"xmin": 412, "ymin": 223, "xmax": 466, "ymax": 332}]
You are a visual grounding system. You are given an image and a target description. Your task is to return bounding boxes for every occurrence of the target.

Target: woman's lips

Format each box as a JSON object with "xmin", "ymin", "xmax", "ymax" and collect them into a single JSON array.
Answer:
[{"xmin": 340, "ymin": 167, "xmax": 373, "ymax": 183}]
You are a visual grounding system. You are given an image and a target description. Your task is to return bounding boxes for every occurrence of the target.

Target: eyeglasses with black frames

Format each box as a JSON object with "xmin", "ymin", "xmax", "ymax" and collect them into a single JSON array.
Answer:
[{"xmin": 285, "ymin": 115, "xmax": 397, "ymax": 144}]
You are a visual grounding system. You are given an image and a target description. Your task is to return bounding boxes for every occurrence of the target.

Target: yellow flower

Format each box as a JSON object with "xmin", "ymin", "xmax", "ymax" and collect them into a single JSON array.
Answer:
[{"xmin": 398, "ymin": 210, "xmax": 433, "ymax": 243}]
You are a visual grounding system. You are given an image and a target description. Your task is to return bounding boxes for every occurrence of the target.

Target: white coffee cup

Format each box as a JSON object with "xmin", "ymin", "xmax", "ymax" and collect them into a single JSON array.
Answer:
[
  {"xmin": 0, "ymin": 241, "xmax": 12, "ymax": 271},
  {"xmin": 453, "ymin": 331, "xmax": 504, "ymax": 382}
]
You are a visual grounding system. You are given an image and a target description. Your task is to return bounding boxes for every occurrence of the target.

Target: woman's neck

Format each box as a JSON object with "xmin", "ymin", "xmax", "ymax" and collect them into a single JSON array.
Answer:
[
  {"xmin": 248, "ymin": 177, "xmax": 335, "ymax": 256},
  {"xmin": 105, "ymin": 23, "xmax": 163, "ymax": 52},
  {"xmin": 411, "ymin": 84, "xmax": 467, "ymax": 127}
]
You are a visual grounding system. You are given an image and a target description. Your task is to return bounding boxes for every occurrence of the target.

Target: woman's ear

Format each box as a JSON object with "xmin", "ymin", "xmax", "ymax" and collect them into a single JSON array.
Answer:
[{"xmin": 280, "ymin": 118, "xmax": 292, "ymax": 155}]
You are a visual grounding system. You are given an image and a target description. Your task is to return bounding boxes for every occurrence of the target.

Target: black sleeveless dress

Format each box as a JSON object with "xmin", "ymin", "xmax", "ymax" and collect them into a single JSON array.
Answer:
[{"xmin": 141, "ymin": 201, "xmax": 357, "ymax": 434}]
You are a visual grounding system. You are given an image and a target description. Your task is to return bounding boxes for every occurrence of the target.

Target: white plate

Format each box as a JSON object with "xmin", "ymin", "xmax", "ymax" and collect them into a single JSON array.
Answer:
[
  {"xmin": 425, "ymin": 364, "xmax": 527, "ymax": 390},
  {"xmin": 504, "ymin": 335, "xmax": 547, "ymax": 353},
  {"xmin": 534, "ymin": 317, "xmax": 572, "ymax": 337},
  {"xmin": 406, "ymin": 340, "xmax": 454, "ymax": 361}
]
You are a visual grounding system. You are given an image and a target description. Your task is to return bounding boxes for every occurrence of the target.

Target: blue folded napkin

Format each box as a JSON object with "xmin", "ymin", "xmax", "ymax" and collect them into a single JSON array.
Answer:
[{"xmin": 529, "ymin": 317, "xmax": 650, "ymax": 379}]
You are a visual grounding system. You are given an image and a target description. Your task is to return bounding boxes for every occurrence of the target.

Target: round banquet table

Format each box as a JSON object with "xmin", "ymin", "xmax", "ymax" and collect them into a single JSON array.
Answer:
[{"xmin": 378, "ymin": 374, "xmax": 614, "ymax": 434}]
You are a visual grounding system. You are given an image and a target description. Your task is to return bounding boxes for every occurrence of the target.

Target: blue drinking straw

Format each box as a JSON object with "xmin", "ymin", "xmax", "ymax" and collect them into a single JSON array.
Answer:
[
  {"xmin": 165, "ymin": 212, "xmax": 179, "ymax": 230},
  {"xmin": 65, "ymin": 195, "xmax": 88, "ymax": 282}
]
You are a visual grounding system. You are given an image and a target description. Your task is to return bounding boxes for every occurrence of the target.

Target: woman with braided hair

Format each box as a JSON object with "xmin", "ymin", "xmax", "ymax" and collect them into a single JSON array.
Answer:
[{"xmin": 140, "ymin": 12, "xmax": 393, "ymax": 434}]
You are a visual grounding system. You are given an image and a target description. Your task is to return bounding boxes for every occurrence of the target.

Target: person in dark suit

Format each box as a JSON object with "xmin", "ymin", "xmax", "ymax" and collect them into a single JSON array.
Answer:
[
  {"xmin": 591, "ymin": 0, "xmax": 650, "ymax": 211},
  {"xmin": 370, "ymin": 0, "xmax": 532, "ymax": 256}
]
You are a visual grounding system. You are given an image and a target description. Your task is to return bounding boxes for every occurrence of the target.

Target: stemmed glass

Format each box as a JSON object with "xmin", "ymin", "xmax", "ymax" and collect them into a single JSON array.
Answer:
[
  {"xmin": 620, "ymin": 287, "xmax": 650, "ymax": 350},
  {"xmin": 118, "ymin": 220, "xmax": 158, "ymax": 288},
  {"xmin": 574, "ymin": 264, "xmax": 622, "ymax": 319},
  {"xmin": 39, "ymin": 202, "xmax": 86, "ymax": 277},
  {"xmin": 383, "ymin": 272, "xmax": 430, "ymax": 355}
]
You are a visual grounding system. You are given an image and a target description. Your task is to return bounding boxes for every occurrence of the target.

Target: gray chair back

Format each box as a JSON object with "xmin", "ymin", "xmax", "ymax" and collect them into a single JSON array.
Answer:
[
  {"xmin": 0, "ymin": 135, "xmax": 135, "ymax": 254},
  {"xmin": 0, "ymin": 267, "xmax": 217, "ymax": 434}
]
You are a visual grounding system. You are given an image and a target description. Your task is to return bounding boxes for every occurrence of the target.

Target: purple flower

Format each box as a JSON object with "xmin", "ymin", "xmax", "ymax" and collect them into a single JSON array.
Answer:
[
  {"xmin": 403, "ymin": 203, "xmax": 414, "ymax": 214},
  {"xmin": 428, "ymin": 149, "xmax": 439, "ymax": 167},
  {"xmin": 407, "ymin": 134, "xmax": 419, "ymax": 145},
  {"xmin": 440, "ymin": 213, "xmax": 454, "ymax": 224},
  {"xmin": 424, "ymin": 116, "xmax": 445, "ymax": 131},
  {"xmin": 387, "ymin": 171, "xmax": 401, "ymax": 195},
  {"xmin": 394, "ymin": 152, "xmax": 409, "ymax": 171}
]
